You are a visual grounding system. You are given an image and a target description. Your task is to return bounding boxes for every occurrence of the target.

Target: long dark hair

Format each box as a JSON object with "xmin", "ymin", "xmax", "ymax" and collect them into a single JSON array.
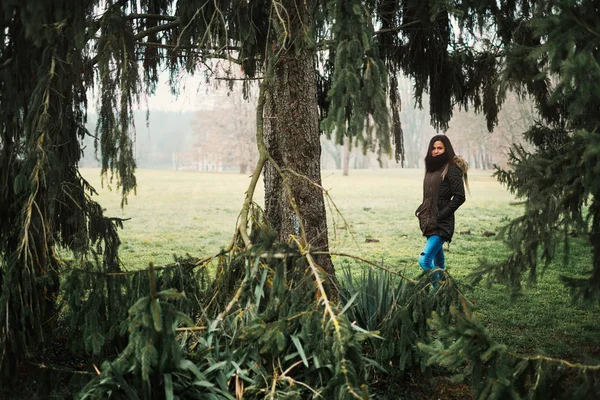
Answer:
[
  {"xmin": 425, "ymin": 134, "xmax": 456, "ymax": 160},
  {"xmin": 424, "ymin": 134, "xmax": 470, "ymax": 194}
]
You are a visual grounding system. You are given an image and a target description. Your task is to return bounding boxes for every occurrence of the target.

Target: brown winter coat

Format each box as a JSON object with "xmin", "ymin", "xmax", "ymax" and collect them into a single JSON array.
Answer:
[{"xmin": 416, "ymin": 161, "xmax": 466, "ymax": 242}]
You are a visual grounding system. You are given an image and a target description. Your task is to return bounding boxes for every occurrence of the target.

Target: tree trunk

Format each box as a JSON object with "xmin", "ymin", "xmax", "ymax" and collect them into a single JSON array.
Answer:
[
  {"xmin": 342, "ymin": 140, "xmax": 350, "ymax": 176},
  {"xmin": 263, "ymin": 2, "xmax": 337, "ymax": 292}
]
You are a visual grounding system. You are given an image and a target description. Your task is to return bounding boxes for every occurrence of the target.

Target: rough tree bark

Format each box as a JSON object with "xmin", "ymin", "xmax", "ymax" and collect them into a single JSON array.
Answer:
[{"xmin": 263, "ymin": 1, "xmax": 336, "ymax": 291}]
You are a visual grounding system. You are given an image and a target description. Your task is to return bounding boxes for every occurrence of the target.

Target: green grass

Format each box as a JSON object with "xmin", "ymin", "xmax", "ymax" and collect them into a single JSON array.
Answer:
[
  {"xmin": 81, "ymin": 168, "xmax": 258, "ymax": 264},
  {"xmin": 80, "ymin": 167, "xmax": 600, "ymax": 363}
]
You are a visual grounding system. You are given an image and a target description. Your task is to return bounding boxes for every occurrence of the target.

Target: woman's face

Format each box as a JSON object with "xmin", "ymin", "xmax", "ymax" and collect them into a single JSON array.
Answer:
[{"xmin": 431, "ymin": 140, "xmax": 445, "ymax": 157}]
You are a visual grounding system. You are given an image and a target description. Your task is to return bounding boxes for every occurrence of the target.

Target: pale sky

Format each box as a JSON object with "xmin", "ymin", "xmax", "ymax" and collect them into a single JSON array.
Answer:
[
  {"xmin": 88, "ymin": 69, "xmax": 223, "ymax": 114},
  {"xmin": 141, "ymin": 71, "xmax": 206, "ymax": 112}
]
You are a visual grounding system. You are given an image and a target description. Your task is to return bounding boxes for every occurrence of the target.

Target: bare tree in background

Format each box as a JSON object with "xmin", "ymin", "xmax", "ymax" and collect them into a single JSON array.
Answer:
[
  {"xmin": 321, "ymin": 138, "xmax": 343, "ymax": 170},
  {"xmin": 191, "ymin": 85, "xmax": 258, "ymax": 173},
  {"xmin": 342, "ymin": 140, "xmax": 350, "ymax": 176},
  {"xmin": 320, "ymin": 137, "xmax": 381, "ymax": 173},
  {"xmin": 320, "ymin": 85, "xmax": 536, "ymax": 171},
  {"xmin": 398, "ymin": 75, "xmax": 438, "ymax": 168},
  {"xmin": 446, "ymin": 91, "xmax": 537, "ymax": 169},
  {"xmin": 493, "ymin": 93, "xmax": 537, "ymax": 168}
]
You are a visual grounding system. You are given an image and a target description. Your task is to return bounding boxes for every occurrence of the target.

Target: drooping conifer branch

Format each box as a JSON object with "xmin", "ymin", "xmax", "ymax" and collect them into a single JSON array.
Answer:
[
  {"xmin": 322, "ymin": 0, "xmax": 389, "ymax": 152},
  {"xmin": 126, "ymin": 13, "xmax": 177, "ymax": 21},
  {"xmin": 302, "ymin": 247, "xmax": 367, "ymax": 400},
  {"xmin": 66, "ymin": 256, "xmax": 212, "ymax": 277},
  {"xmin": 237, "ymin": 74, "xmax": 270, "ymax": 247},
  {"xmin": 373, "ymin": 20, "xmax": 422, "ymax": 35},
  {"xmin": 421, "ymin": 299, "xmax": 600, "ymax": 397},
  {"xmin": 134, "ymin": 21, "xmax": 179, "ymax": 40},
  {"xmin": 506, "ymin": 352, "xmax": 600, "ymax": 371}
]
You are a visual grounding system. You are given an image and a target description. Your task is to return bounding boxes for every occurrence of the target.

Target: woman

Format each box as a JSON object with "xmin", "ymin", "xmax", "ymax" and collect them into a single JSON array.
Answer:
[{"xmin": 415, "ymin": 135, "xmax": 468, "ymax": 286}]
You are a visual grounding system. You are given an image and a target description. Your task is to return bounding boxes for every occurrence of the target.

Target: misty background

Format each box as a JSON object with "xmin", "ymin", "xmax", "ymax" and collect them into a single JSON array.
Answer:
[{"xmin": 81, "ymin": 74, "xmax": 534, "ymax": 173}]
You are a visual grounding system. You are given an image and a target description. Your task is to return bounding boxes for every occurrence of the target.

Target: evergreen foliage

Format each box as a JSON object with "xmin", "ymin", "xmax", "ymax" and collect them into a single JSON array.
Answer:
[
  {"xmin": 62, "ymin": 255, "xmax": 209, "ymax": 356},
  {"xmin": 471, "ymin": 0, "xmax": 600, "ymax": 303},
  {"xmin": 322, "ymin": 0, "xmax": 389, "ymax": 156},
  {"xmin": 76, "ymin": 215, "xmax": 465, "ymax": 399},
  {"xmin": 2, "ymin": 0, "xmax": 600, "ymax": 397},
  {"xmin": 421, "ymin": 299, "xmax": 600, "ymax": 399},
  {"xmin": 79, "ymin": 264, "xmax": 230, "ymax": 400},
  {"xmin": 0, "ymin": 0, "xmax": 132, "ymax": 372},
  {"xmin": 75, "ymin": 226, "xmax": 366, "ymax": 398},
  {"xmin": 0, "ymin": 3, "xmax": 522, "ymax": 371}
]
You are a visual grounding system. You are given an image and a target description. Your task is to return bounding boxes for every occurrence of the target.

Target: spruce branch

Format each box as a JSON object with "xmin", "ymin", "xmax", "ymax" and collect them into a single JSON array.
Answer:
[
  {"xmin": 559, "ymin": 4, "xmax": 600, "ymax": 39},
  {"xmin": 133, "ymin": 21, "xmax": 179, "ymax": 40},
  {"xmin": 175, "ymin": 326, "xmax": 206, "ymax": 332},
  {"xmin": 211, "ymin": 0, "xmax": 229, "ymax": 50},
  {"xmin": 215, "ymin": 76, "xmax": 263, "ymax": 81},
  {"xmin": 271, "ymin": 358, "xmax": 323, "ymax": 399},
  {"xmin": 134, "ymin": 41, "xmax": 241, "ymax": 52},
  {"xmin": 374, "ymin": 20, "xmax": 423, "ymax": 35},
  {"xmin": 65, "ymin": 255, "xmax": 214, "ymax": 277},
  {"xmin": 421, "ymin": 297, "xmax": 600, "ymax": 397},
  {"xmin": 133, "ymin": 41, "xmax": 245, "ymax": 64},
  {"xmin": 28, "ymin": 361, "xmax": 94, "ymax": 376},
  {"xmin": 176, "ymin": 0, "xmax": 221, "ymax": 55},
  {"xmin": 271, "ymin": 1, "xmax": 291, "ymax": 51},
  {"xmin": 17, "ymin": 54, "xmax": 56, "ymax": 262},
  {"xmin": 175, "ymin": 5, "xmax": 203, "ymax": 52},
  {"xmin": 508, "ymin": 352, "xmax": 600, "ymax": 371},
  {"xmin": 213, "ymin": 262, "xmax": 256, "ymax": 326},
  {"xmin": 302, "ymin": 246, "xmax": 365, "ymax": 400},
  {"xmin": 237, "ymin": 77, "xmax": 269, "ymax": 248},
  {"xmin": 126, "ymin": 14, "xmax": 177, "ymax": 21},
  {"xmin": 148, "ymin": 261, "xmax": 157, "ymax": 299}
]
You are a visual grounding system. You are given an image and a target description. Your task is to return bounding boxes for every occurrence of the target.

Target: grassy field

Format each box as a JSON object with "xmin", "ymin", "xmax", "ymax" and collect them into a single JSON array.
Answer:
[{"xmin": 80, "ymin": 167, "xmax": 600, "ymax": 364}]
